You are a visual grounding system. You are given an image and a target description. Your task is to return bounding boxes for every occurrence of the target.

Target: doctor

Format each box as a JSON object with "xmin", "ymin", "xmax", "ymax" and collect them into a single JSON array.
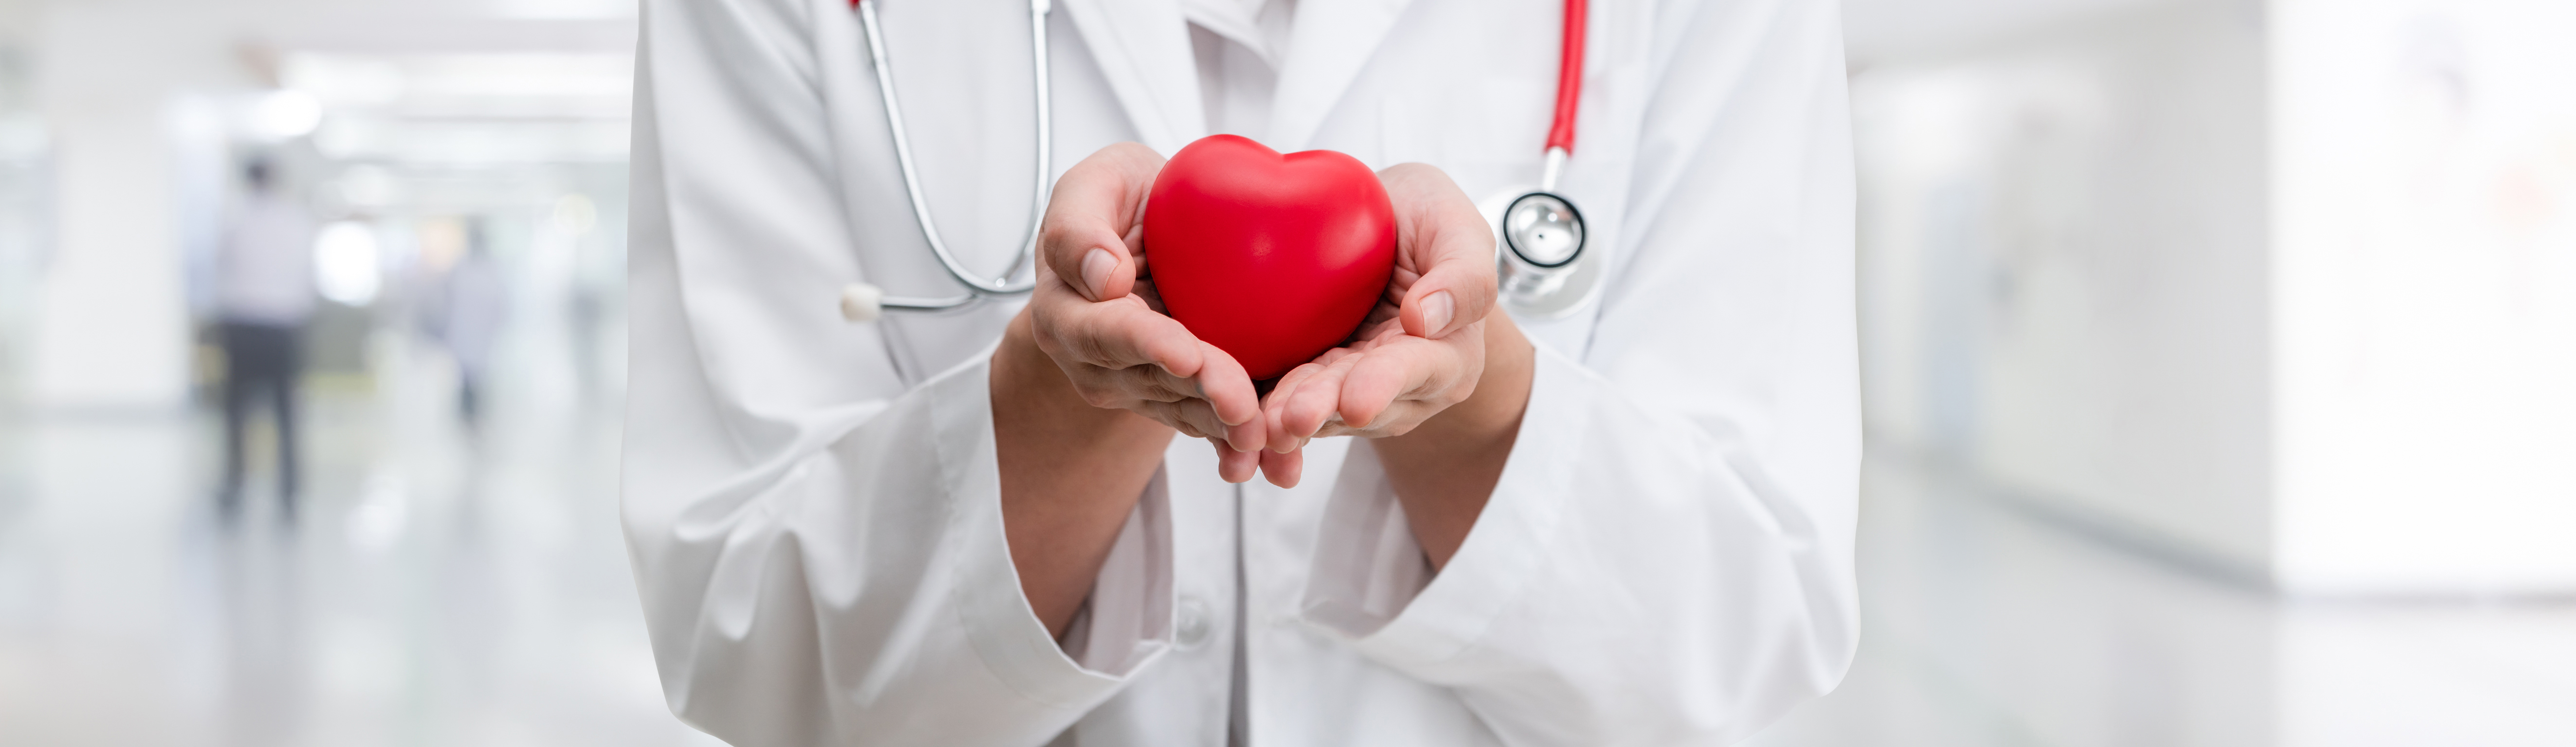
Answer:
[{"xmin": 623, "ymin": 0, "xmax": 1859, "ymax": 744}]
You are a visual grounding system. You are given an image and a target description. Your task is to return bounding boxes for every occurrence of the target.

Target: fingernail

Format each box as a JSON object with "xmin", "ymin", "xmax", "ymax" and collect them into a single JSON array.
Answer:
[
  {"xmin": 1420, "ymin": 291, "xmax": 1454, "ymax": 336},
  {"xmin": 1080, "ymin": 248, "xmax": 1116, "ymax": 300}
]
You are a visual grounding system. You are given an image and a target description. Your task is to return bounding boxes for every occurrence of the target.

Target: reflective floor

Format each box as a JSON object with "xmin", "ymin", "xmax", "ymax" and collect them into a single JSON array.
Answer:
[
  {"xmin": 1748, "ymin": 458, "xmax": 2576, "ymax": 747},
  {"xmin": 0, "ymin": 331, "xmax": 712, "ymax": 746},
  {"xmin": 5, "ymin": 357, "xmax": 2575, "ymax": 745}
]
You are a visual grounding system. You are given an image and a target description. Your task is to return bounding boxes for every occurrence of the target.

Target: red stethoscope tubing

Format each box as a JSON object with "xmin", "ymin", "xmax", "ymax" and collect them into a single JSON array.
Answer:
[{"xmin": 1545, "ymin": 0, "xmax": 1587, "ymax": 155}]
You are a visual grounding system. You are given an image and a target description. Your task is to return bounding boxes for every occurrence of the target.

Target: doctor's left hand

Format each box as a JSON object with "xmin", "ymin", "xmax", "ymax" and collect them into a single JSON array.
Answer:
[
  {"xmin": 1258, "ymin": 164, "xmax": 1523, "ymax": 483},
  {"xmin": 1016, "ymin": 143, "xmax": 1279, "ymax": 482}
]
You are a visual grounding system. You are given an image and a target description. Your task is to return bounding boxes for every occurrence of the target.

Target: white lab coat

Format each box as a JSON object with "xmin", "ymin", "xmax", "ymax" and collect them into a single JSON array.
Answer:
[{"xmin": 621, "ymin": 0, "xmax": 1860, "ymax": 745}]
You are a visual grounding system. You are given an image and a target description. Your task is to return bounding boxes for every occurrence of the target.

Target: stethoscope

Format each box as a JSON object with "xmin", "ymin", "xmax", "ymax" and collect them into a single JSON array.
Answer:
[
  {"xmin": 836, "ymin": 0, "xmax": 1053, "ymax": 323},
  {"xmin": 835, "ymin": 0, "xmax": 1596, "ymax": 323},
  {"xmin": 1485, "ymin": 0, "xmax": 1600, "ymax": 319}
]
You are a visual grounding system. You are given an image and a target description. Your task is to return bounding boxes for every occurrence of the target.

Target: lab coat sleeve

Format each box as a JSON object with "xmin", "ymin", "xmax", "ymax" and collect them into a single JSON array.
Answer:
[
  {"xmin": 621, "ymin": 0, "xmax": 1171, "ymax": 744},
  {"xmin": 1300, "ymin": 0, "xmax": 1860, "ymax": 743}
]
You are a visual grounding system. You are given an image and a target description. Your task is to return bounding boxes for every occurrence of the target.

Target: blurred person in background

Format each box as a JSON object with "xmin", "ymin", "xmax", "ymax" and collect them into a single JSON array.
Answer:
[
  {"xmin": 418, "ymin": 217, "xmax": 511, "ymax": 431},
  {"xmin": 212, "ymin": 157, "xmax": 317, "ymax": 520}
]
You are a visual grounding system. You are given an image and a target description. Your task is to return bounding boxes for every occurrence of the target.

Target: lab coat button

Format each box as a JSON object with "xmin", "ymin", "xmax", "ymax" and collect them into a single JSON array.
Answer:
[{"xmin": 1175, "ymin": 596, "xmax": 1212, "ymax": 649}]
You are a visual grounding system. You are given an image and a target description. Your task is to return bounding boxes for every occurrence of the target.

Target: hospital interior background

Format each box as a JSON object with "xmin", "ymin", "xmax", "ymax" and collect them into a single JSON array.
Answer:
[{"xmin": 2, "ymin": 0, "xmax": 2573, "ymax": 744}]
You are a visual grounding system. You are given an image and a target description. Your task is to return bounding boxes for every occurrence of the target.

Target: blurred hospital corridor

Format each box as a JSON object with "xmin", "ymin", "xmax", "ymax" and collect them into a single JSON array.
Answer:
[
  {"xmin": 6, "ymin": 0, "xmax": 2576, "ymax": 744},
  {"xmin": 0, "ymin": 319, "xmax": 706, "ymax": 745}
]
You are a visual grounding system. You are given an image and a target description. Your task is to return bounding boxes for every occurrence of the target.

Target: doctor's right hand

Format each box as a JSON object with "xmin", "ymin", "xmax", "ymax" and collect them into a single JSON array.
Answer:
[{"xmin": 1017, "ymin": 143, "xmax": 1280, "ymax": 483}]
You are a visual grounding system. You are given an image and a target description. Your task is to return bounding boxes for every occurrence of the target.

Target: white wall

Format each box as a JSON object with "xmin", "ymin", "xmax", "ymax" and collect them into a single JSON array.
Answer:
[
  {"xmin": 1856, "ymin": 0, "xmax": 2275, "ymax": 573},
  {"xmin": 1857, "ymin": 0, "xmax": 2576, "ymax": 595},
  {"xmin": 2271, "ymin": 0, "xmax": 2576, "ymax": 594},
  {"xmin": 23, "ymin": 3, "xmax": 233, "ymax": 410}
]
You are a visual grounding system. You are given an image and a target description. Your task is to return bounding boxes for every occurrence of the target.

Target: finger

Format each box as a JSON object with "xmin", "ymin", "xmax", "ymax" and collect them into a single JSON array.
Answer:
[
  {"xmin": 1379, "ymin": 164, "xmax": 1499, "ymax": 339},
  {"xmin": 1264, "ymin": 347, "xmax": 1365, "ymax": 448},
  {"xmin": 1335, "ymin": 357, "xmax": 1408, "ymax": 431},
  {"xmin": 1137, "ymin": 400, "xmax": 1233, "ymax": 441},
  {"xmin": 1213, "ymin": 439, "xmax": 1259, "ymax": 484},
  {"xmin": 1042, "ymin": 284, "xmax": 1207, "ymax": 375},
  {"xmin": 1108, "ymin": 364, "xmax": 1212, "ymax": 404},
  {"xmin": 1103, "ymin": 354, "xmax": 1258, "ymax": 452},
  {"xmin": 1284, "ymin": 354, "xmax": 1364, "ymax": 439},
  {"xmin": 1041, "ymin": 143, "xmax": 1165, "ymax": 301},
  {"xmin": 1261, "ymin": 362, "xmax": 1323, "ymax": 452},
  {"xmin": 1337, "ymin": 340, "xmax": 1455, "ymax": 431},
  {"xmin": 1193, "ymin": 342, "xmax": 1261, "ymax": 430},
  {"xmin": 1224, "ymin": 417, "xmax": 1267, "ymax": 455},
  {"xmin": 1259, "ymin": 447, "xmax": 1303, "ymax": 489},
  {"xmin": 1397, "ymin": 220, "xmax": 1496, "ymax": 339}
]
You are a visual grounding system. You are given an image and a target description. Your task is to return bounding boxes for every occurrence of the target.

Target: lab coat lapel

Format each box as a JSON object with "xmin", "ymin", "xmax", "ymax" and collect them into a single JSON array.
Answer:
[
  {"xmin": 1059, "ymin": 0, "xmax": 1206, "ymax": 155},
  {"xmin": 1270, "ymin": 0, "xmax": 1414, "ymax": 152}
]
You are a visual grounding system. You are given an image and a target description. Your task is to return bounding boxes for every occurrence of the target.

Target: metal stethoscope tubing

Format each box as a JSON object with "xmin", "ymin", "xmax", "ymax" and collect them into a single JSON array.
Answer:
[
  {"xmin": 839, "ymin": 0, "xmax": 1591, "ymax": 320},
  {"xmin": 838, "ymin": 0, "xmax": 1053, "ymax": 323}
]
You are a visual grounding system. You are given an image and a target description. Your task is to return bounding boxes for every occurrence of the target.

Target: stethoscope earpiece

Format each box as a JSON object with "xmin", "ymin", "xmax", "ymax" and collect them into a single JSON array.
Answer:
[{"xmin": 840, "ymin": 283, "xmax": 885, "ymax": 323}]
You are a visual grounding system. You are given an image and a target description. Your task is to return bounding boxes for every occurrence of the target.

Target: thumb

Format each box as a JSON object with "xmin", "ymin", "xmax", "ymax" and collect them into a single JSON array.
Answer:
[
  {"xmin": 1381, "ymin": 163, "xmax": 1498, "ymax": 339},
  {"xmin": 1396, "ymin": 203, "xmax": 1498, "ymax": 340},
  {"xmin": 1040, "ymin": 143, "xmax": 1165, "ymax": 301}
]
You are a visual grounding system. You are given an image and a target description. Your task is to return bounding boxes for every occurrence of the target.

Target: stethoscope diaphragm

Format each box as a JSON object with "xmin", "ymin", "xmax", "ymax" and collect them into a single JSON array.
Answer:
[{"xmin": 1484, "ymin": 185, "xmax": 1602, "ymax": 320}]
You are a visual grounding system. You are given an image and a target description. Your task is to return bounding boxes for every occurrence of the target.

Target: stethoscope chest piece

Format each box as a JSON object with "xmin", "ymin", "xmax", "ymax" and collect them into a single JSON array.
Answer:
[
  {"xmin": 1487, "ymin": 0, "xmax": 1596, "ymax": 320},
  {"xmin": 1485, "ymin": 187, "xmax": 1602, "ymax": 319}
]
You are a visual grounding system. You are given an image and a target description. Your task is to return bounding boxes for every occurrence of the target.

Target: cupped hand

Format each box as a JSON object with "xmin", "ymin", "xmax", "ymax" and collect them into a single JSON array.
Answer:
[
  {"xmin": 1258, "ymin": 163, "xmax": 1500, "ymax": 483},
  {"xmin": 1026, "ymin": 143, "xmax": 1280, "ymax": 482}
]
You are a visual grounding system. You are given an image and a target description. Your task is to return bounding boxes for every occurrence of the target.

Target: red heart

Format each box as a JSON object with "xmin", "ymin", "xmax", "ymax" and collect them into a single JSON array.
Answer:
[{"xmin": 1144, "ymin": 135, "xmax": 1396, "ymax": 381}]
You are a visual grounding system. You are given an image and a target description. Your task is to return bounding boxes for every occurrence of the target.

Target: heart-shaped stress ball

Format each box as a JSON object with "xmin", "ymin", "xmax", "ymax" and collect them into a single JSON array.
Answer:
[{"xmin": 1144, "ymin": 135, "xmax": 1397, "ymax": 381}]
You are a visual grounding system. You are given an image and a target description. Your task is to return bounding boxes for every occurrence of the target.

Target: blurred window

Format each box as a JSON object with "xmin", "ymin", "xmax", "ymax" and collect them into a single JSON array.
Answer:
[{"xmin": 314, "ymin": 221, "xmax": 381, "ymax": 306}]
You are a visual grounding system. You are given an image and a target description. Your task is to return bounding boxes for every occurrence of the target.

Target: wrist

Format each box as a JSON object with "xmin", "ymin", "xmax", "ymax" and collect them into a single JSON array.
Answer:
[
  {"xmin": 994, "ymin": 310, "xmax": 1116, "ymax": 426},
  {"xmin": 1371, "ymin": 312, "xmax": 1532, "ymax": 569},
  {"xmin": 991, "ymin": 306, "xmax": 1176, "ymax": 638},
  {"xmin": 990, "ymin": 308, "xmax": 1172, "ymax": 471}
]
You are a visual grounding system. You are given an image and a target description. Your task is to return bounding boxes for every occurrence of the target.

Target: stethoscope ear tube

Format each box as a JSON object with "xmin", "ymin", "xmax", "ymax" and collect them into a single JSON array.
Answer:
[
  {"xmin": 844, "ymin": 0, "xmax": 1051, "ymax": 323},
  {"xmin": 840, "ymin": 282, "xmax": 980, "ymax": 321},
  {"xmin": 844, "ymin": 0, "xmax": 1594, "ymax": 322}
]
